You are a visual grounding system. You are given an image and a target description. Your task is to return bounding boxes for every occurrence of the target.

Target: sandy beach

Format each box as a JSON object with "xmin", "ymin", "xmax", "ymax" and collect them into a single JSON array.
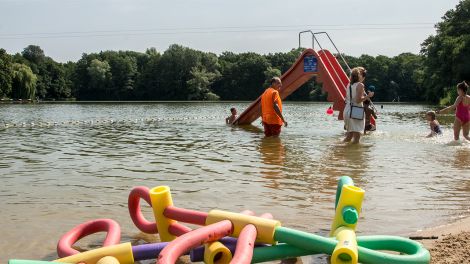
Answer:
[{"xmin": 411, "ymin": 216, "xmax": 470, "ymax": 263}]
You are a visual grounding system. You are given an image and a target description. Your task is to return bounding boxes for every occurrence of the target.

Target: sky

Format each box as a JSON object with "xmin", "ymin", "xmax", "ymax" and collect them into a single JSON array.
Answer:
[{"xmin": 0, "ymin": 0, "xmax": 462, "ymax": 62}]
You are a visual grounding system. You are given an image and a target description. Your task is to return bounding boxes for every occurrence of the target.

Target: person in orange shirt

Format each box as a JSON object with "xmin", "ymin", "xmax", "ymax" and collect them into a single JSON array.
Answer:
[{"xmin": 261, "ymin": 77, "xmax": 288, "ymax": 137}]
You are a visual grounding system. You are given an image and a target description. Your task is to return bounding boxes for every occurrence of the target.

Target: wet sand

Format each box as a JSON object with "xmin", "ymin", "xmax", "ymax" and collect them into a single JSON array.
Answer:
[{"xmin": 411, "ymin": 216, "xmax": 470, "ymax": 263}]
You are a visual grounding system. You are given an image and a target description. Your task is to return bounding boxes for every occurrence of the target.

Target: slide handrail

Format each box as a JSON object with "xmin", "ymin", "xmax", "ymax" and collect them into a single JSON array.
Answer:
[
  {"xmin": 299, "ymin": 30, "xmax": 346, "ymax": 92},
  {"xmin": 299, "ymin": 30, "xmax": 351, "ymax": 74},
  {"xmin": 312, "ymin": 32, "xmax": 351, "ymax": 73}
]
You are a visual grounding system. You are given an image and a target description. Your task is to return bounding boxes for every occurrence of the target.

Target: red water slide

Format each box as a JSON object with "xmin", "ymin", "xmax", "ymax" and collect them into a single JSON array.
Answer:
[
  {"xmin": 234, "ymin": 49, "xmax": 348, "ymax": 125},
  {"xmin": 319, "ymin": 49, "xmax": 376, "ymax": 126}
]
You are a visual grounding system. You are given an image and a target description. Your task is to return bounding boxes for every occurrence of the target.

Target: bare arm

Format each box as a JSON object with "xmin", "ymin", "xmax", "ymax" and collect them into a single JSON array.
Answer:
[
  {"xmin": 273, "ymin": 102, "xmax": 287, "ymax": 127},
  {"xmin": 438, "ymin": 96, "xmax": 462, "ymax": 114},
  {"xmin": 272, "ymin": 92, "xmax": 287, "ymax": 127}
]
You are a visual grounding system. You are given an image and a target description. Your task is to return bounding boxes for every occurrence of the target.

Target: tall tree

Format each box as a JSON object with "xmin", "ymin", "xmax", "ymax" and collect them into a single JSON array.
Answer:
[
  {"xmin": 187, "ymin": 66, "xmax": 220, "ymax": 100},
  {"xmin": 421, "ymin": 0, "xmax": 470, "ymax": 103},
  {"xmin": 87, "ymin": 58, "xmax": 112, "ymax": 99},
  {"xmin": 0, "ymin": 49, "xmax": 13, "ymax": 98},
  {"xmin": 22, "ymin": 45, "xmax": 45, "ymax": 65},
  {"xmin": 11, "ymin": 63, "xmax": 37, "ymax": 100},
  {"xmin": 213, "ymin": 52, "xmax": 270, "ymax": 100}
]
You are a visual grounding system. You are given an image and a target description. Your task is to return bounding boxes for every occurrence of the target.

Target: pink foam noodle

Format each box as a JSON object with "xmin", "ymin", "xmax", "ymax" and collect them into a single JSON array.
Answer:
[
  {"xmin": 164, "ymin": 206, "xmax": 208, "ymax": 226},
  {"xmin": 230, "ymin": 212, "xmax": 273, "ymax": 264},
  {"xmin": 259, "ymin": 213, "xmax": 273, "ymax": 219},
  {"xmin": 129, "ymin": 187, "xmax": 208, "ymax": 236},
  {"xmin": 240, "ymin": 210, "xmax": 255, "ymax": 216},
  {"xmin": 128, "ymin": 186, "xmax": 157, "ymax": 234},
  {"xmin": 57, "ymin": 219, "xmax": 121, "ymax": 257},
  {"xmin": 168, "ymin": 223, "xmax": 192, "ymax": 236},
  {"xmin": 157, "ymin": 220, "xmax": 233, "ymax": 264},
  {"xmin": 230, "ymin": 224, "xmax": 257, "ymax": 264}
]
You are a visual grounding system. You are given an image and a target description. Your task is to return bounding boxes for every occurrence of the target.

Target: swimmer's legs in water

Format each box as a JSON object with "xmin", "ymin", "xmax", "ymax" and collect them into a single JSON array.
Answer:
[
  {"xmin": 343, "ymin": 132, "xmax": 361, "ymax": 144},
  {"xmin": 452, "ymin": 119, "xmax": 470, "ymax": 141},
  {"xmin": 343, "ymin": 132, "xmax": 353, "ymax": 143},
  {"xmin": 351, "ymin": 132, "xmax": 361, "ymax": 144},
  {"xmin": 453, "ymin": 119, "xmax": 462, "ymax": 140},
  {"xmin": 463, "ymin": 122, "xmax": 470, "ymax": 141}
]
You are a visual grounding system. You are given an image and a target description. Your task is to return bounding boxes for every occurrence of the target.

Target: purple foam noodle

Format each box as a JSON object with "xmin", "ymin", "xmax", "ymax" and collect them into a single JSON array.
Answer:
[
  {"xmin": 132, "ymin": 242, "xmax": 169, "ymax": 261},
  {"xmin": 132, "ymin": 237, "xmax": 266, "ymax": 261},
  {"xmin": 189, "ymin": 237, "xmax": 267, "ymax": 262}
]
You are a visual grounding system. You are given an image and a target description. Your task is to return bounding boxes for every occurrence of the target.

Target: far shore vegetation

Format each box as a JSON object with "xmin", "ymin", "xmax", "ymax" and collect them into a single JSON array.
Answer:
[{"xmin": 0, "ymin": 1, "xmax": 469, "ymax": 105}]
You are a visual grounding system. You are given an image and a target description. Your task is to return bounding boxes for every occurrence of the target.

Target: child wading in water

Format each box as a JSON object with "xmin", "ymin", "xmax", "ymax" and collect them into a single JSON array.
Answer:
[
  {"xmin": 425, "ymin": 111, "xmax": 442, "ymax": 137},
  {"xmin": 437, "ymin": 81, "xmax": 470, "ymax": 141},
  {"xmin": 364, "ymin": 99, "xmax": 377, "ymax": 134},
  {"xmin": 225, "ymin": 107, "xmax": 237, "ymax": 125}
]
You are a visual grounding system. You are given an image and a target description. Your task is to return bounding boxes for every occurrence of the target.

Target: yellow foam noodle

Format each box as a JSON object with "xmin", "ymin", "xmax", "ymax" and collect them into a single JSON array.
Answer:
[
  {"xmin": 54, "ymin": 243, "xmax": 133, "ymax": 264},
  {"xmin": 330, "ymin": 185, "xmax": 364, "ymax": 235},
  {"xmin": 331, "ymin": 227, "xmax": 358, "ymax": 264},
  {"xmin": 96, "ymin": 256, "xmax": 119, "ymax": 264},
  {"xmin": 149, "ymin": 186, "xmax": 177, "ymax": 242},
  {"xmin": 204, "ymin": 241, "xmax": 232, "ymax": 264},
  {"xmin": 205, "ymin": 210, "xmax": 281, "ymax": 244}
]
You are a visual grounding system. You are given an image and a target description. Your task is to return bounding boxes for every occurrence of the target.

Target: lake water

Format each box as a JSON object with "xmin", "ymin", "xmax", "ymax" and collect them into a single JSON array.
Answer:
[{"xmin": 1, "ymin": 102, "xmax": 469, "ymax": 263}]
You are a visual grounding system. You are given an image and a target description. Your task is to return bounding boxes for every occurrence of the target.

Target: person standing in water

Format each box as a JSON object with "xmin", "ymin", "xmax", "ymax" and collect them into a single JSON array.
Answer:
[
  {"xmin": 225, "ymin": 107, "xmax": 237, "ymax": 124},
  {"xmin": 343, "ymin": 67, "xmax": 374, "ymax": 143},
  {"xmin": 437, "ymin": 81, "xmax": 470, "ymax": 141},
  {"xmin": 261, "ymin": 77, "xmax": 288, "ymax": 137}
]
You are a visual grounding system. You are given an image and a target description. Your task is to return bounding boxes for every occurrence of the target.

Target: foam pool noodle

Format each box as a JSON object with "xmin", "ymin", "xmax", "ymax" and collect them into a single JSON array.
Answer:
[
  {"xmin": 205, "ymin": 210, "xmax": 281, "ymax": 244},
  {"xmin": 54, "ymin": 243, "xmax": 134, "ymax": 264},
  {"xmin": 204, "ymin": 241, "xmax": 232, "ymax": 264},
  {"xmin": 96, "ymin": 256, "xmax": 120, "ymax": 264},
  {"xmin": 330, "ymin": 179, "xmax": 364, "ymax": 235},
  {"xmin": 149, "ymin": 186, "xmax": 177, "ymax": 242},
  {"xmin": 331, "ymin": 227, "xmax": 358, "ymax": 264}
]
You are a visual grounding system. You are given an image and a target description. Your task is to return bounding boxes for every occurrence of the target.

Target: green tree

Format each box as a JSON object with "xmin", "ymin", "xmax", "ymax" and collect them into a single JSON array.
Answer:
[
  {"xmin": 263, "ymin": 66, "xmax": 281, "ymax": 88},
  {"xmin": 213, "ymin": 52, "xmax": 270, "ymax": 100},
  {"xmin": 22, "ymin": 45, "xmax": 45, "ymax": 65},
  {"xmin": 136, "ymin": 52, "xmax": 161, "ymax": 99},
  {"xmin": 388, "ymin": 53, "xmax": 425, "ymax": 102},
  {"xmin": 187, "ymin": 66, "xmax": 220, "ymax": 100},
  {"xmin": 0, "ymin": 49, "xmax": 13, "ymax": 98},
  {"xmin": 421, "ymin": 0, "xmax": 470, "ymax": 103},
  {"xmin": 87, "ymin": 58, "xmax": 112, "ymax": 99},
  {"xmin": 152, "ymin": 44, "xmax": 220, "ymax": 100},
  {"xmin": 266, "ymin": 48, "xmax": 302, "ymax": 73},
  {"xmin": 108, "ymin": 54, "xmax": 138, "ymax": 100},
  {"xmin": 11, "ymin": 63, "xmax": 37, "ymax": 100}
]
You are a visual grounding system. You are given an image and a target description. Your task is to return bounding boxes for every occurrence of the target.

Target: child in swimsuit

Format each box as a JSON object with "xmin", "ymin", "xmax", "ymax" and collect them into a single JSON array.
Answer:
[
  {"xmin": 426, "ymin": 111, "xmax": 442, "ymax": 137},
  {"xmin": 364, "ymin": 99, "xmax": 377, "ymax": 133},
  {"xmin": 437, "ymin": 81, "xmax": 470, "ymax": 141},
  {"xmin": 225, "ymin": 107, "xmax": 237, "ymax": 125}
]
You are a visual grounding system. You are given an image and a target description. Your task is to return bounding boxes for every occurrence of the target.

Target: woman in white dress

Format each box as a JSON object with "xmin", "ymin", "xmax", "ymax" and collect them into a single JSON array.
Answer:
[{"xmin": 343, "ymin": 67, "xmax": 374, "ymax": 144}]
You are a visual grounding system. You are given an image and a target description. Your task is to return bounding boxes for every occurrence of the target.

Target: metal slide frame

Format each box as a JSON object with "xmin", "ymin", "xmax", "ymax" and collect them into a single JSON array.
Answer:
[
  {"xmin": 298, "ymin": 31, "xmax": 379, "ymax": 116},
  {"xmin": 298, "ymin": 31, "xmax": 351, "ymax": 73}
]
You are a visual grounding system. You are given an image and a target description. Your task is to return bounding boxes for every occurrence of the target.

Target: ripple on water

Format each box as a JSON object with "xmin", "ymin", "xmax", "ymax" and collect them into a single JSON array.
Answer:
[{"xmin": 0, "ymin": 102, "xmax": 469, "ymax": 263}]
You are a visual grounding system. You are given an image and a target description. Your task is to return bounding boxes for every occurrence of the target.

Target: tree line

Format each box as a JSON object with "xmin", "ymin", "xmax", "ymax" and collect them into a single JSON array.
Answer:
[{"xmin": 0, "ymin": 0, "xmax": 468, "ymax": 104}]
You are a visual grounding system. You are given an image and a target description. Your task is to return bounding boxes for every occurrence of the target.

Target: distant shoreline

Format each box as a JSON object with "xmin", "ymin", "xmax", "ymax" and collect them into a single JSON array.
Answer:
[{"xmin": 0, "ymin": 100, "xmax": 433, "ymax": 105}]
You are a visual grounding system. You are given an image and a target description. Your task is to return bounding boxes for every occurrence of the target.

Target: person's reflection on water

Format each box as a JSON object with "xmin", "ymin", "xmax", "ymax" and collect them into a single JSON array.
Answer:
[
  {"xmin": 234, "ymin": 124, "xmax": 264, "ymax": 134},
  {"xmin": 258, "ymin": 136, "xmax": 286, "ymax": 189},
  {"xmin": 318, "ymin": 142, "xmax": 371, "ymax": 190},
  {"xmin": 453, "ymin": 148, "xmax": 470, "ymax": 170}
]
